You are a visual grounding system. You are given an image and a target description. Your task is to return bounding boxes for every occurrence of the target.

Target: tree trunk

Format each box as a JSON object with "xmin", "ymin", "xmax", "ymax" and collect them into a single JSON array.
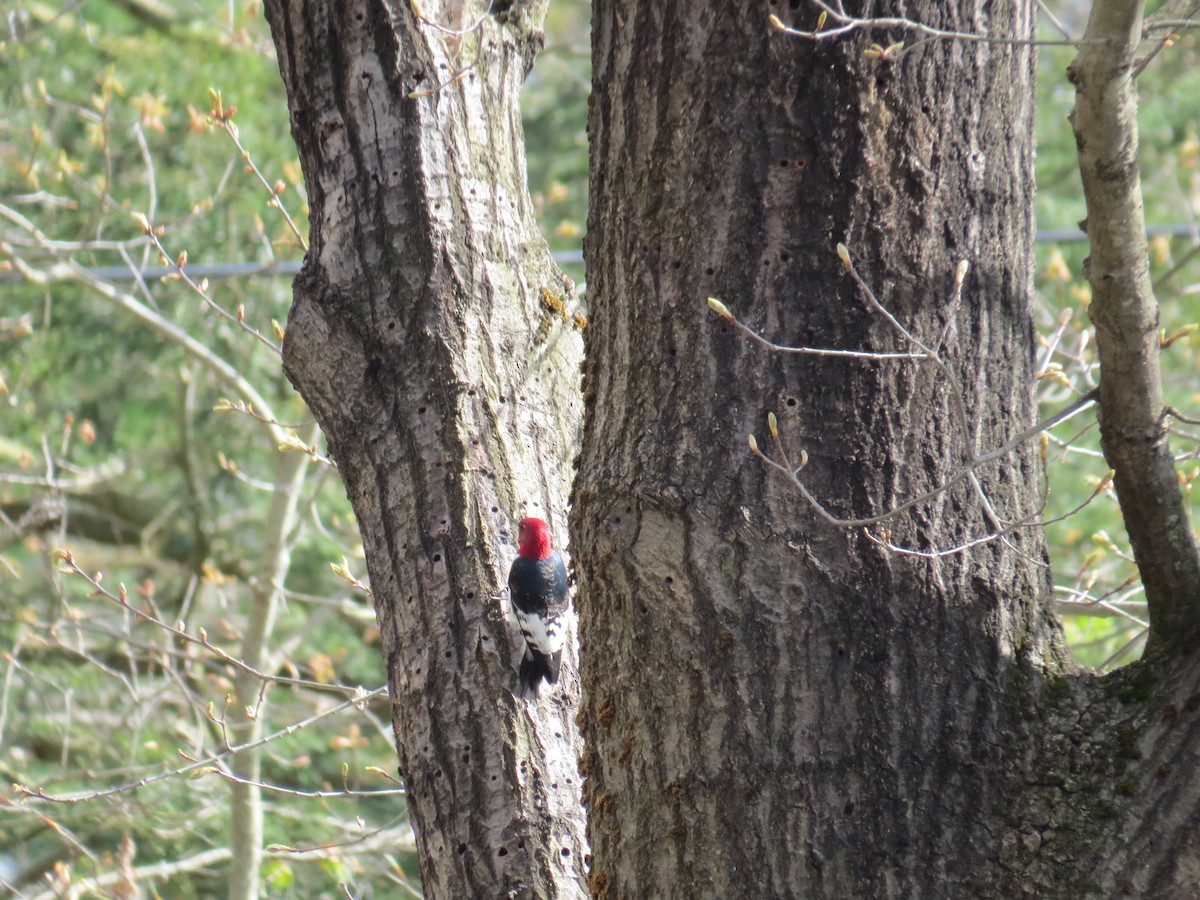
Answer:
[
  {"xmin": 577, "ymin": 1, "xmax": 1200, "ymax": 896},
  {"xmin": 261, "ymin": 2, "xmax": 587, "ymax": 897}
]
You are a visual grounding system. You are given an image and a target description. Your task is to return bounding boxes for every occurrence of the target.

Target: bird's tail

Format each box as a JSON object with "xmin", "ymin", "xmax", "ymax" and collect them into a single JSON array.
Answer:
[{"xmin": 518, "ymin": 649, "xmax": 563, "ymax": 699}]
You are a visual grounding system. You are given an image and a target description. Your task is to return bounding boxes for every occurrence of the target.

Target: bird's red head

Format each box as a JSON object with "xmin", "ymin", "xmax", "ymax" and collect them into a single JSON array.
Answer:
[{"xmin": 517, "ymin": 517, "xmax": 554, "ymax": 561}]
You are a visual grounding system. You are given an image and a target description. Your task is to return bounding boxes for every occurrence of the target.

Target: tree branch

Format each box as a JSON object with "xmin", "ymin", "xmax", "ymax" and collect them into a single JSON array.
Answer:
[
  {"xmin": 1068, "ymin": 0, "xmax": 1200, "ymax": 654},
  {"xmin": 0, "ymin": 203, "xmax": 288, "ymax": 447}
]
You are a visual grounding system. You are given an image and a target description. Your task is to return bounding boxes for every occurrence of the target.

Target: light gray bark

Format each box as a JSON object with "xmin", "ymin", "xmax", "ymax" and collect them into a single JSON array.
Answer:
[
  {"xmin": 227, "ymin": 444, "xmax": 312, "ymax": 900},
  {"xmin": 1069, "ymin": 0, "xmax": 1200, "ymax": 654},
  {"xmin": 262, "ymin": 2, "xmax": 587, "ymax": 896}
]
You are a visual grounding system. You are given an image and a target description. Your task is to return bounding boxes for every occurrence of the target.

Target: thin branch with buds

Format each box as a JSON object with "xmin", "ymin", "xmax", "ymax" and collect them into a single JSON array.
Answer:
[
  {"xmin": 719, "ymin": 242, "xmax": 1103, "ymax": 542},
  {"xmin": 209, "ymin": 90, "xmax": 309, "ymax": 253},
  {"xmin": 707, "ymin": 297, "xmax": 925, "ymax": 361},
  {"xmin": 768, "ymin": 1, "xmax": 1082, "ymax": 51},
  {"xmin": 10, "ymin": 684, "xmax": 389, "ymax": 805},
  {"xmin": 0, "ymin": 202, "xmax": 289, "ymax": 446},
  {"xmin": 46, "ymin": 550, "xmax": 369, "ymax": 699}
]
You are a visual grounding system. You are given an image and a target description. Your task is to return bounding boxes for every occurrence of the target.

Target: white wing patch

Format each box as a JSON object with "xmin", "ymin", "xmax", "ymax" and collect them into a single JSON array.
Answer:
[{"xmin": 515, "ymin": 607, "xmax": 565, "ymax": 656}]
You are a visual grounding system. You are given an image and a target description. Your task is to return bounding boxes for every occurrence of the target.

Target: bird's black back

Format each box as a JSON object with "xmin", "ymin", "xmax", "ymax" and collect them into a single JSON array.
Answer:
[{"xmin": 508, "ymin": 551, "xmax": 568, "ymax": 615}]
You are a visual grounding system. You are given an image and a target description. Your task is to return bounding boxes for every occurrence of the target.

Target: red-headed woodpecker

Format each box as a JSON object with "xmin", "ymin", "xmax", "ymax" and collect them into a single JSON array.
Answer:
[{"xmin": 508, "ymin": 517, "xmax": 570, "ymax": 697}]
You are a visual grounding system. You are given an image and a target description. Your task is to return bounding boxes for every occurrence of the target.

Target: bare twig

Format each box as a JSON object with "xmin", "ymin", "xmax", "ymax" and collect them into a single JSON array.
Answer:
[
  {"xmin": 0, "ymin": 203, "xmax": 288, "ymax": 446},
  {"xmin": 769, "ymin": 2, "xmax": 1082, "ymax": 49},
  {"xmin": 747, "ymin": 337, "xmax": 1099, "ymax": 531},
  {"xmin": 707, "ymin": 297, "xmax": 925, "ymax": 361},
  {"xmin": 10, "ymin": 684, "xmax": 388, "ymax": 805},
  {"xmin": 411, "ymin": 0, "xmax": 494, "ymax": 36},
  {"xmin": 209, "ymin": 90, "xmax": 309, "ymax": 252}
]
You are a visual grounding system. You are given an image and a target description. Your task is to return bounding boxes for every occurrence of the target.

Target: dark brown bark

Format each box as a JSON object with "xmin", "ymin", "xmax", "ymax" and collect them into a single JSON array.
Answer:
[
  {"xmin": 1068, "ymin": 0, "xmax": 1200, "ymax": 655},
  {"xmin": 261, "ymin": 2, "xmax": 587, "ymax": 897},
  {"xmin": 576, "ymin": 1, "xmax": 1200, "ymax": 896}
]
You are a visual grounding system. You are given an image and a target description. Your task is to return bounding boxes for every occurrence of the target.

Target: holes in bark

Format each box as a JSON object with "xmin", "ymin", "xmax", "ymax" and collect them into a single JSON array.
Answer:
[
  {"xmin": 665, "ymin": 576, "xmax": 673, "ymax": 584},
  {"xmin": 491, "ymin": 506, "xmax": 499, "ymax": 513},
  {"xmin": 497, "ymin": 847, "xmax": 509, "ymax": 857},
  {"xmin": 458, "ymin": 843, "xmax": 468, "ymax": 855},
  {"xmin": 466, "ymin": 591, "xmax": 475, "ymax": 599},
  {"xmin": 561, "ymin": 847, "xmax": 571, "ymax": 858},
  {"xmin": 705, "ymin": 267, "xmax": 714, "ymax": 276},
  {"xmin": 418, "ymin": 406, "xmax": 427, "ymax": 414},
  {"xmin": 433, "ymin": 553, "xmax": 442, "ymax": 562}
]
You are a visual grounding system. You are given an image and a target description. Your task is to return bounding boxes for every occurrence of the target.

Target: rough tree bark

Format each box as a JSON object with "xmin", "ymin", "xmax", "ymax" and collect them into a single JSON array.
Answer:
[
  {"xmin": 262, "ymin": 2, "xmax": 587, "ymax": 897},
  {"xmin": 576, "ymin": 0, "xmax": 1200, "ymax": 897}
]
